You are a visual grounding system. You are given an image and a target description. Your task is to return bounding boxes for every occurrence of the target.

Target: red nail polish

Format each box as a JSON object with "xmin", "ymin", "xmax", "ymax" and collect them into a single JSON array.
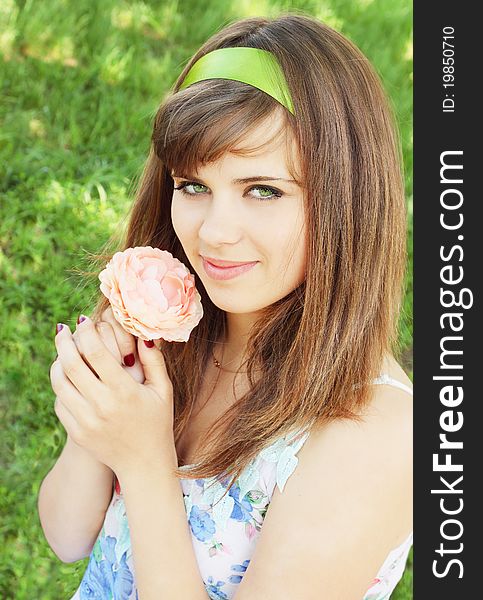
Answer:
[
  {"xmin": 144, "ymin": 340, "xmax": 155, "ymax": 348},
  {"xmin": 124, "ymin": 353, "xmax": 135, "ymax": 367},
  {"xmin": 56, "ymin": 323, "xmax": 63, "ymax": 335}
]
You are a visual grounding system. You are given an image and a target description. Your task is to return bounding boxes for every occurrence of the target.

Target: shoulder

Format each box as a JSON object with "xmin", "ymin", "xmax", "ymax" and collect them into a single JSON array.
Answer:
[
  {"xmin": 302, "ymin": 380, "xmax": 413, "ymax": 533},
  {"xmin": 307, "ymin": 381, "xmax": 413, "ymax": 497},
  {"xmin": 235, "ymin": 383, "xmax": 412, "ymax": 599},
  {"xmin": 292, "ymin": 381, "xmax": 413, "ymax": 542}
]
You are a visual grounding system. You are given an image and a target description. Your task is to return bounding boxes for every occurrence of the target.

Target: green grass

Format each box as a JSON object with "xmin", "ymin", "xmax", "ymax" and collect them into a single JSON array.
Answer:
[{"xmin": 0, "ymin": 0, "xmax": 412, "ymax": 597}]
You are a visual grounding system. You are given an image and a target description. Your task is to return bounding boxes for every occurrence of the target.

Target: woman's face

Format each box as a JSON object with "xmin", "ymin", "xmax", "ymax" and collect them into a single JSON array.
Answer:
[{"xmin": 171, "ymin": 111, "xmax": 307, "ymax": 314}]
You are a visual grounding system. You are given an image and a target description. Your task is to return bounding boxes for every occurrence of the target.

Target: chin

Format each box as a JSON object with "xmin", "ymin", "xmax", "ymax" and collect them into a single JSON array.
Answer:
[{"xmin": 204, "ymin": 290, "xmax": 261, "ymax": 314}]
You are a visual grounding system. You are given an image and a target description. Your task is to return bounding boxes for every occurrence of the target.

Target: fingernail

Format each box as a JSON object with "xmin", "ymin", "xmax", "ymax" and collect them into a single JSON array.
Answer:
[
  {"xmin": 77, "ymin": 314, "xmax": 87, "ymax": 324},
  {"xmin": 56, "ymin": 323, "xmax": 64, "ymax": 335},
  {"xmin": 144, "ymin": 340, "xmax": 155, "ymax": 348},
  {"xmin": 124, "ymin": 353, "xmax": 135, "ymax": 367}
]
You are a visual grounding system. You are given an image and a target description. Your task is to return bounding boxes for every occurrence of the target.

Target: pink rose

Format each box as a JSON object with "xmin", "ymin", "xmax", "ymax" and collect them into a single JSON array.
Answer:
[{"xmin": 98, "ymin": 246, "xmax": 203, "ymax": 343}]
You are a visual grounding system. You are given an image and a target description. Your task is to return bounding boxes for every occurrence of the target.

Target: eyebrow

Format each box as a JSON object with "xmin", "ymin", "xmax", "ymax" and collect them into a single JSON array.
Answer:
[{"xmin": 172, "ymin": 173, "xmax": 299, "ymax": 185}]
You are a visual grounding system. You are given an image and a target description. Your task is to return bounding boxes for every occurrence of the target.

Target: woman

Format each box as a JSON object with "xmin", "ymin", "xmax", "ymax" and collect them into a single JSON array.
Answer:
[{"xmin": 40, "ymin": 12, "xmax": 413, "ymax": 599}]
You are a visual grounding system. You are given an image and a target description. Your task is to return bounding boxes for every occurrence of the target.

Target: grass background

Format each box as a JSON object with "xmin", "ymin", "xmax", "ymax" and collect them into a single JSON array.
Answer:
[{"xmin": 0, "ymin": 0, "xmax": 413, "ymax": 597}]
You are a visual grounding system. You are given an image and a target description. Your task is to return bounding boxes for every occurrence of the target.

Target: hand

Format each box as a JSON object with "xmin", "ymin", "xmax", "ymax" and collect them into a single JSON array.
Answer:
[
  {"xmin": 50, "ymin": 315, "xmax": 176, "ymax": 477},
  {"xmin": 72, "ymin": 307, "xmax": 146, "ymax": 385}
]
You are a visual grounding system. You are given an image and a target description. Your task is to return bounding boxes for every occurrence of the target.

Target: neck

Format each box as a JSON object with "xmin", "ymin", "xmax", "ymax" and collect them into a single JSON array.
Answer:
[{"xmin": 214, "ymin": 311, "xmax": 259, "ymax": 371}]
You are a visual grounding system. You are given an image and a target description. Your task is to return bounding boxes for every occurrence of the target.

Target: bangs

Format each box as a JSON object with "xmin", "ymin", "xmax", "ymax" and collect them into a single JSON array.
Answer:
[{"xmin": 151, "ymin": 78, "xmax": 301, "ymax": 182}]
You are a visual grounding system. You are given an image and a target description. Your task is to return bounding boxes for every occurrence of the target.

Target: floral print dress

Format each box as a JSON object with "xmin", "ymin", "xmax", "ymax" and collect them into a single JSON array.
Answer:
[{"xmin": 69, "ymin": 374, "xmax": 413, "ymax": 600}]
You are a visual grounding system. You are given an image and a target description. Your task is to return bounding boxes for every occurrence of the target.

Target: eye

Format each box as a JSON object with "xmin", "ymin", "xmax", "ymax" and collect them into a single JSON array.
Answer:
[
  {"xmin": 173, "ymin": 182, "xmax": 208, "ymax": 195},
  {"xmin": 173, "ymin": 181, "xmax": 283, "ymax": 201},
  {"xmin": 250, "ymin": 185, "xmax": 283, "ymax": 200}
]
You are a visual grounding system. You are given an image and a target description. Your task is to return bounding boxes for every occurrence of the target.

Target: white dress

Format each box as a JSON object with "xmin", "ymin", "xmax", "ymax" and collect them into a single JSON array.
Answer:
[{"xmin": 69, "ymin": 373, "xmax": 413, "ymax": 600}]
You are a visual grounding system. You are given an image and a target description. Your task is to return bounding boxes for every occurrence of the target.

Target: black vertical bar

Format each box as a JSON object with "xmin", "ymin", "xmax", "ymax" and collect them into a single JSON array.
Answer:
[{"xmin": 414, "ymin": 1, "xmax": 480, "ymax": 597}]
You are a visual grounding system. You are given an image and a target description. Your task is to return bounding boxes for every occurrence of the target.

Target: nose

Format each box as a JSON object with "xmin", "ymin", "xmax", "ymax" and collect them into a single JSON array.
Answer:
[{"xmin": 197, "ymin": 193, "xmax": 243, "ymax": 247}]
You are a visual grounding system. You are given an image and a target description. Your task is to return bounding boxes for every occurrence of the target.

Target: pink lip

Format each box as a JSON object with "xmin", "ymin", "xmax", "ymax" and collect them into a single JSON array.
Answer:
[
  {"xmin": 201, "ymin": 257, "xmax": 258, "ymax": 280},
  {"xmin": 202, "ymin": 255, "xmax": 257, "ymax": 267}
]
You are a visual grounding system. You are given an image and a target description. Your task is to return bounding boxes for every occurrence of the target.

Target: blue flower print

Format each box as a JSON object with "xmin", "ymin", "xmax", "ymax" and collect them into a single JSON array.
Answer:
[
  {"xmin": 205, "ymin": 575, "xmax": 229, "ymax": 600},
  {"xmin": 189, "ymin": 505, "xmax": 216, "ymax": 542},
  {"xmin": 228, "ymin": 483, "xmax": 253, "ymax": 523},
  {"xmin": 80, "ymin": 535, "xmax": 134, "ymax": 599},
  {"xmin": 80, "ymin": 552, "xmax": 111, "ymax": 598},
  {"xmin": 228, "ymin": 559, "xmax": 250, "ymax": 584}
]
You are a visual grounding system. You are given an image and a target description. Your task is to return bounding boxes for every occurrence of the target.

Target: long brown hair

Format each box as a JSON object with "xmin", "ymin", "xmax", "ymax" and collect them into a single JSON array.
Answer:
[{"xmin": 84, "ymin": 13, "xmax": 407, "ymax": 488}]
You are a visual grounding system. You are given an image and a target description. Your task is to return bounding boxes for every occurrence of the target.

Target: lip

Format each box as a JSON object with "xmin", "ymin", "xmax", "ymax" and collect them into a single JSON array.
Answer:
[
  {"xmin": 201, "ymin": 257, "xmax": 258, "ymax": 280},
  {"xmin": 201, "ymin": 255, "xmax": 257, "ymax": 267}
]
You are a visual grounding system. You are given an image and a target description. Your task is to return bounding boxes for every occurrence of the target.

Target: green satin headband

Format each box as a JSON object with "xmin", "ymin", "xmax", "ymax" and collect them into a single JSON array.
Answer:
[{"xmin": 178, "ymin": 47, "xmax": 295, "ymax": 116}]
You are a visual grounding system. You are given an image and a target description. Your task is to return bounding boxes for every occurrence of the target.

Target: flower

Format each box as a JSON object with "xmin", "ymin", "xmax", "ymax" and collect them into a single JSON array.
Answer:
[
  {"xmin": 205, "ymin": 576, "xmax": 229, "ymax": 600},
  {"xmin": 79, "ymin": 536, "xmax": 134, "ymax": 599},
  {"xmin": 228, "ymin": 482, "xmax": 254, "ymax": 522},
  {"xmin": 228, "ymin": 559, "xmax": 250, "ymax": 584},
  {"xmin": 99, "ymin": 246, "xmax": 203, "ymax": 342},
  {"xmin": 188, "ymin": 505, "xmax": 216, "ymax": 542}
]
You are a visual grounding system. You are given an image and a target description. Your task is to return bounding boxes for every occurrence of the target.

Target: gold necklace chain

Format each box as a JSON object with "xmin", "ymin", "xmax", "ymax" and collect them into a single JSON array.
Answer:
[
  {"xmin": 211, "ymin": 346, "xmax": 246, "ymax": 373},
  {"xmin": 211, "ymin": 346, "xmax": 264, "ymax": 375}
]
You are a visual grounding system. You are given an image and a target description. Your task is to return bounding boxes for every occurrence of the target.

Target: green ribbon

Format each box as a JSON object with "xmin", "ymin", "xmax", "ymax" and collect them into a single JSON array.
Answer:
[{"xmin": 178, "ymin": 47, "xmax": 295, "ymax": 115}]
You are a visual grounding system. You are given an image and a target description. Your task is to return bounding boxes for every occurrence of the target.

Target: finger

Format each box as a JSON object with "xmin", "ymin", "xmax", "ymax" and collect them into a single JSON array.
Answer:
[
  {"xmin": 96, "ymin": 320, "xmax": 145, "ymax": 384},
  {"xmin": 72, "ymin": 328, "xmax": 100, "ymax": 378},
  {"xmin": 95, "ymin": 321, "xmax": 123, "ymax": 364},
  {"xmin": 96, "ymin": 321, "xmax": 145, "ymax": 383},
  {"xmin": 72, "ymin": 323, "xmax": 123, "ymax": 373},
  {"xmin": 50, "ymin": 359, "xmax": 90, "ymax": 440},
  {"xmin": 73, "ymin": 315, "xmax": 134, "ymax": 391},
  {"xmin": 137, "ymin": 337, "xmax": 173, "ymax": 397},
  {"xmin": 55, "ymin": 322, "xmax": 108, "ymax": 399},
  {"xmin": 100, "ymin": 307, "xmax": 138, "ymax": 367}
]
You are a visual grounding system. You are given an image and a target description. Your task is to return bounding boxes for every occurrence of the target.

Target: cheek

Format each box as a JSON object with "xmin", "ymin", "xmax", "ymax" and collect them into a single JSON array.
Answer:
[
  {"xmin": 289, "ymin": 230, "xmax": 307, "ymax": 282},
  {"xmin": 270, "ymin": 208, "xmax": 306, "ymax": 258},
  {"xmin": 171, "ymin": 200, "xmax": 182, "ymax": 238},
  {"xmin": 171, "ymin": 201, "xmax": 196, "ymax": 244},
  {"xmin": 274, "ymin": 212, "xmax": 307, "ymax": 282}
]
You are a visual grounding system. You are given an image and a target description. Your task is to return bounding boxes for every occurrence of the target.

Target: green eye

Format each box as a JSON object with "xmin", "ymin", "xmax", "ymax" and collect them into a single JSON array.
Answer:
[
  {"xmin": 256, "ymin": 186, "xmax": 275, "ymax": 197},
  {"xmin": 173, "ymin": 182, "xmax": 207, "ymax": 194},
  {"xmin": 173, "ymin": 181, "xmax": 283, "ymax": 201}
]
